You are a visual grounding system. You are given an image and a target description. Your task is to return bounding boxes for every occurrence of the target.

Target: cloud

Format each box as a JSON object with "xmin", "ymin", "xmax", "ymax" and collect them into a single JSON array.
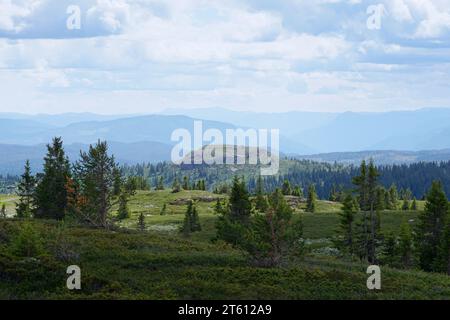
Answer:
[{"xmin": 0, "ymin": 0, "xmax": 450, "ymax": 114}]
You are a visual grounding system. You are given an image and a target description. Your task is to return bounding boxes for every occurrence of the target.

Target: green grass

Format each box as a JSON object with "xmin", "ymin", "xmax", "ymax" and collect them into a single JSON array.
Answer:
[{"xmin": 0, "ymin": 190, "xmax": 447, "ymax": 300}]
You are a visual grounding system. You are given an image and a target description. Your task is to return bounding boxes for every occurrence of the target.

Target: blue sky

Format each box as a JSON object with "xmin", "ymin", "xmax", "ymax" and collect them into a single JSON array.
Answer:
[{"xmin": 1, "ymin": 0, "xmax": 450, "ymax": 114}]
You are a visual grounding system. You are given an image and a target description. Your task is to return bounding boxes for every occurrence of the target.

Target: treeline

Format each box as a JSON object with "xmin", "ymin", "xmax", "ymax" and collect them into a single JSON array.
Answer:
[
  {"xmin": 122, "ymin": 159, "xmax": 450, "ymax": 200},
  {"xmin": 335, "ymin": 160, "xmax": 450, "ymax": 275},
  {"xmin": 12, "ymin": 137, "xmax": 135, "ymax": 227}
]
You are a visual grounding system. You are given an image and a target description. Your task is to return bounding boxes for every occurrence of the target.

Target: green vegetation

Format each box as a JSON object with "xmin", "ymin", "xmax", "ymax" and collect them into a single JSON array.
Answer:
[
  {"xmin": 0, "ymin": 190, "xmax": 449, "ymax": 299},
  {"xmin": 1, "ymin": 137, "xmax": 449, "ymax": 300}
]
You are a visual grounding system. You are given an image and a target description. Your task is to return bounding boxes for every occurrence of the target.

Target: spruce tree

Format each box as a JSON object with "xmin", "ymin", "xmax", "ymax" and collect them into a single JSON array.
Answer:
[
  {"xmin": 34, "ymin": 138, "xmax": 71, "ymax": 220},
  {"xmin": 411, "ymin": 197, "xmax": 418, "ymax": 211},
  {"xmin": 436, "ymin": 220, "xmax": 450, "ymax": 275},
  {"xmin": 293, "ymin": 186, "xmax": 303, "ymax": 198},
  {"xmin": 229, "ymin": 176, "xmax": 252, "ymax": 223},
  {"xmin": 306, "ymin": 184, "xmax": 317, "ymax": 213},
  {"xmin": 281, "ymin": 180, "xmax": 292, "ymax": 196},
  {"xmin": 337, "ymin": 193, "xmax": 357, "ymax": 255},
  {"xmin": 0, "ymin": 203, "xmax": 6, "ymax": 219},
  {"xmin": 255, "ymin": 175, "xmax": 268, "ymax": 212},
  {"xmin": 398, "ymin": 221, "xmax": 414, "ymax": 269},
  {"xmin": 74, "ymin": 140, "xmax": 119, "ymax": 227},
  {"xmin": 160, "ymin": 203, "xmax": 167, "ymax": 216},
  {"xmin": 138, "ymin": 212, "xmax": 146, "ymax": 231},
  {"xmin": 181, "ymin": 200, "xmax": 201, "ymax": 235},
  {"xmin": 402, "ymin": 198, "xmax": 410, "ymax": 211},
  {"xmin": 182, "ymin": 176, "xmax": 190, "ymax": 190},
  {"xmin": 117, "ymin": 192, "xmax": 130, "ymax": 220},
  {"xmin": 388, "ymin": 184, "xmax": 399, "ymax": 210},
  {"xmin": 415, "ymin": 181, "xmax": 449, "ymax": 272},
  {"xmin": 16, "ymin": 160, "xmax": 36, "ymax": 218}
]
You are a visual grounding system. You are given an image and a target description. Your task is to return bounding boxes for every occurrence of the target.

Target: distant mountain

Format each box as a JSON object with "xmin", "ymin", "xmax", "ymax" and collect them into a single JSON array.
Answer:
[
  {"xmin": 0, "ymin": 112, "xmax": 134, "ymax": 127},
  {"xmin": 163, "ymin": 107, "xmax": 450, "ymax": 153},
  {"xmin": 298, "ymin": 149, "xmax": 450, "ymax": 165},
  {"xmin": 0, "ymin": 141, "xmax": 173, "ymax": 175}
]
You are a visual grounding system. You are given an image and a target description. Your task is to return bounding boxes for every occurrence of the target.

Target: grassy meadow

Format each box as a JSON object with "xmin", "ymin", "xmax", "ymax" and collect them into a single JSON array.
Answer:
[{"xmin": 0, "ymin": 190, "xmax": 448, "ymax": 300}]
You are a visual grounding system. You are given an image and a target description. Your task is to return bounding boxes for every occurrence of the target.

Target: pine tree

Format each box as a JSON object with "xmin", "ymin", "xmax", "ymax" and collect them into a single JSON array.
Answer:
[
  {"xmin": 0, "ymin": 203, "xmax": 6, "ymax": 219},
  {"xmin": 182, "ymin": 176, "xmax": 190, "ymax": 190},
  {"xmin": 74, "ymin": 140, "xmax": 119, "ymax": 227},
  {"xmin": 292, "ymin": 186, "xmax": 303, "ymax": 198},
  {"xmin": 181, "ymin": 200, "xmax": 201, "ymax": 235},
  {"xmin": 415, "ymin": 181, "xmax": 449, "ymax": 272},
  {"xmin": 411, "ymin": 197, "xmax": 418, "ymax": 211},
  {"xmin": 402, "ymin": 198, "xmax": 410, "ymax": 211},
  {"xmin": 34, "ymin": 138, "xmax": 71, "ymax": 220},
  {"xmin": 117, "ymin": 192, "xmax": 130, "ymax": 220},
  {"xmin": 353, "ymin": 160, "xmax": 369, "ymax": 211},
  {"xmin": 138, "ymin": 212, "xmax": 146, "ymax": 231},
  {"xmin": 306, "ymin": 184, "xmax": 317, "ymax": 213},
  {"xmin": 436, "ymin": 220, "xmax": 450, "ymax": 275},
  {"xmin": 255, "ymin": 175, "xmax": 268, "ymax": 212},
  {"xmin": 388, "ymin": 184, "xmax": 399, "ymax": 210},
  {"xmin": 156, "ymin": 176, "xmax": 164, "ymax": 190},
  {"xmin": 229, "ymin": 176, "xmax": 252, "ymax": 223},
  {"xmin": 398, "ymin": 221, "xmax": 414, "ymax": 269},
  {"xmin": 281, "ymin": 180, "xmax": 292, "ymax": 196},
  {"xmin": 160, "ymin": 203, "xmax": 167, "ymax": 216},
  {"xmin": 337, "ymin": 193, "xmax": 357, "ymax": 255},
  {"xmin": 172, "ymin": 176, "xmax": 181, "ymax": 193},
  {"xmin": 16, "ymin": 160, "xmax": 36, "ymax": 218}
]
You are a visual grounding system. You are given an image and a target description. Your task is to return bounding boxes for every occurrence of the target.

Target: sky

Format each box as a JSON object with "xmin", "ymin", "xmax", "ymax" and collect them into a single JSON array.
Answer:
[{"xmin": 1, "ymin": 0, "xmax": 450, "ymax": 114}]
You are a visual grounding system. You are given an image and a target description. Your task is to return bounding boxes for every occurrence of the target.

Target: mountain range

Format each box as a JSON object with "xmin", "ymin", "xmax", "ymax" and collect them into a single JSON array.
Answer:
[{"xmin": 2, "ymin": 107, "xmax": 450, "ymax": 174}]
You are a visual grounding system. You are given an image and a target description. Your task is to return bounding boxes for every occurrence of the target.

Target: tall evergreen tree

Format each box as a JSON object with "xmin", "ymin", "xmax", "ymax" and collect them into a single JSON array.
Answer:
[
  {"xmin": 388, "ymin": 184, "xmax": 399, "ymax": 210},
  {"xmin": 229, "ymin": 176, "xmax": 252, "ymax": 223},
  {"xmin": 117, "ymin": 192, "xmax": 130, "ymax": 220},
  {"xmin": 34, "ymin": 138, "xmax": 71, "ymax": 220},
  {"xmin": 398, "ymin": 221, "xmax": 414, "ymax": 269},
  {"xmin": 337, "ymin": 193, "xmax": 357, "ymax": 255},
  {"xmin": 306, "ymin": 184, "xmax": 317, "ymax": 213},
  {"xmin": 0, "ymin": 203, "xmax": 6, "ymax": 219},
  {"xmin": 138, "ymin": 212, "xmax": 146, "ymax": 231},
  {"xmin": 74, "ymin": 140, "xmax": 119, "ymax": 227},
  {"xmin": 181, "ymin": 200, "xmax": 201, "ymax": 235},
  {"xmin": 16, "ymin": 160, "xmax": 36, "ymax": 218},
  {"xmin": 436, "ymin": 220, "xmax": 450, "ymax": 275},
  {"xmin": 281, "ymin": 180, "xmax": 292, "ymax": 196},
  {"xmin": 411, "ymin": 197, "xmax": 418, "ymax": 211},
  {"xmin": 415, "ymin": 181, "xmax": 449, "ymax": 272},
  {"xmin": 255, "ymin": 175, "xmax": 268, "ymax": 212}
]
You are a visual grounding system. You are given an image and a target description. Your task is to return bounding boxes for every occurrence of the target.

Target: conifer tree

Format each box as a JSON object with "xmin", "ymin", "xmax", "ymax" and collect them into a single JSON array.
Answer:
[
  {"xmin": 306, "ymin": 184, "xmax": 317, "ymax": 213},
  {"xmin": 16, "ymin": 160, "xmax": 36, "ymax": 218},
  {"xmin": 337, "ymin": 193, "xmax": 357, "ymax": 255},
  {"xmin": 74, "ymin": 140, "xmax": 119, "ymax": 227},
  {"xmin": 182, "ymin": 176, "xmax": 190, "ymax": 190},
  {"xmin": 0, "ymin": 203, "xmax": 6, "ymax": 219},
  {"xmin": 411, "ymin": 197, "xmax": 418, "ymax": 211},
  {"xmin": 292, "ymin": 186, "xmax": 303, "ymax": 198},
  {"xmin": 436, "ymin": 220, "xmax": 450, "ymax": 275},
  {"xmin": 34, "ymin": 138, "xmax": 71, "ymax": 220},
  {"xmin": 228, "ymin": 176, "xmax": 252, "ymax": 223},
  {"xmin": 156, "ymin": 176, "xmax": 165, "ymax": 190},
  {"xmin": 181, "ymin": 200, "xmax": 201, "ymax": 235},
  {"xmin": 172, "ymin": 176, "xmax": 181, "ymax": 193},
  {"xmin": 398, "ymin": 221, "xmax": 414, "ymax": 269},
  {"xmin": 255, "ymin": 175, "xmax": 268, "ymax": 212},
  {"xmin": 138, "ymin": 212, "xmax": 146, "ymax": 231},
  {"xmin": 117, "ymin": 192, "xmax": 130, "ymax": 220},
  {"xmin": 415, "ymin": 181, "xmax": 449, "ymax": 272},
  {"xmin": 402, "ymin": 198, "xmax": 410, "ymax": 211},
  {"xmin": 388, "ymin": 184, "xmax": 399, "ymax": 210},
  {"xmin": 160, "ymin": 203, "xmax": 167, "ymax": 216},
  {"xmin": 281, "ymin": 180, "xmax": 292, "ymax": 196}
]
